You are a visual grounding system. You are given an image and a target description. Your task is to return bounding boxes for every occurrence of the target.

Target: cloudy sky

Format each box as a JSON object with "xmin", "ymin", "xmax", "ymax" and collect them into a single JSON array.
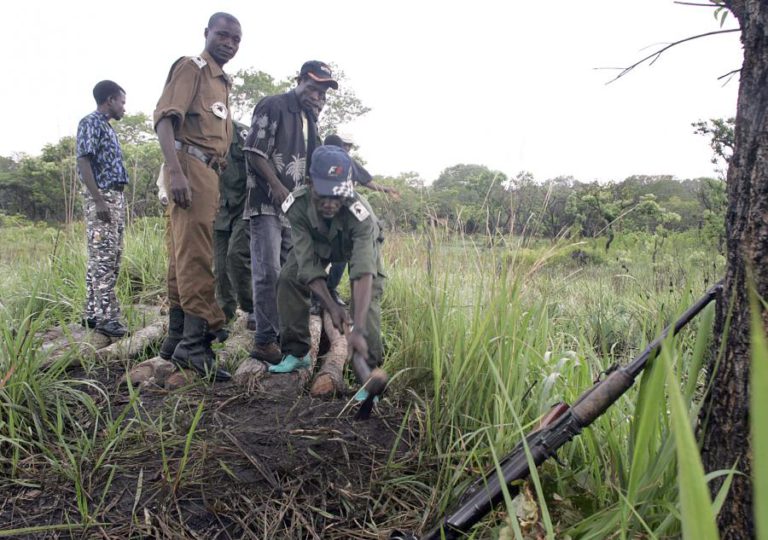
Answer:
[{"xmin": 2, "ymin": 0, "xmax": 742, "ymax": 183}]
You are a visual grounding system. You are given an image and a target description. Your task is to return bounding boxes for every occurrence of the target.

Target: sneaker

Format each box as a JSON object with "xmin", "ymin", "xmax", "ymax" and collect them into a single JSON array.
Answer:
[
  {"xmin": 250, "ymin": 341, "xmax": 282, "ymax": 365},
  {"xmin": 329, "ymin": 289, "xmax": 346, "ymax": 307},
  {"xmin": 268, "ymin": 353, "xmax": 312, "ymax": 373},
  {"xmin": 353, "ymin": 387, "xmax": 380, "ymax": 403},
  {"xmin": 94, "ymin": 319, "xmax": 129, "ymax": 338}
]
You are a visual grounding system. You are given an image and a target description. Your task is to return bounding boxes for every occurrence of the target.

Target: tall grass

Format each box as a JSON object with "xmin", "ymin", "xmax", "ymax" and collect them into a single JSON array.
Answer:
[
  {"xmin": 381, "ymin": 230, "xmax": 729, "ymax": 537},
  {"xmin": 1, "ymin": 217, "xmax": 760, "ymax": 538}
]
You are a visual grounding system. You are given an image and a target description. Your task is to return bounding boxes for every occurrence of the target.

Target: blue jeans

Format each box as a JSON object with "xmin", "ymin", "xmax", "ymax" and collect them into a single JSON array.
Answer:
[{"xmin": 249, "ymin": 215, "xmax": 291, "ymax": 344}]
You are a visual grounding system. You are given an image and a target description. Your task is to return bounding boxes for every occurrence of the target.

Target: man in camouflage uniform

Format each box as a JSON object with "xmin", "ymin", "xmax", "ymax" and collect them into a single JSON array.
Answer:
[
  {"xmin": 272, "ymin": 145, "xmax": 385, "ymax": 375},
  {"xmin": 153, "ymin": 12, "xmax": 241, "ymax": 381},
  {"xmin": 76, "ymin": 80, "xmax": 130, "ymax": 338},
  {"xmin": 214, "ymin": 120, "xmax": 254, "ymax": 328}
]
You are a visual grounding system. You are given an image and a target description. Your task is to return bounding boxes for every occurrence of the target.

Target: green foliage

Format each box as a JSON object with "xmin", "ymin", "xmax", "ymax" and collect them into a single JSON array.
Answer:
[
  {"xmin": 230, "ymin": 63, "xmax": 371, "ymax": 138},
  {"xmin": 230, "ymin": 68, "xmax": 292, "ymax": 122},
  {"xmin": 692, "ymin": 117, "xmax": 735, "ymax": 179}
]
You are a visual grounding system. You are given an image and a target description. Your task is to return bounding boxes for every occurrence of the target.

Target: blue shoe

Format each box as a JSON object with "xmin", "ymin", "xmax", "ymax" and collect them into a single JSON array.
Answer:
[
  {"xmin": 353, "ymin": 387, "xmax": 379, "ymax": 403},
  {"xmin": 268, "ymin": 353, "xmax": 312, "ymax": 373}
]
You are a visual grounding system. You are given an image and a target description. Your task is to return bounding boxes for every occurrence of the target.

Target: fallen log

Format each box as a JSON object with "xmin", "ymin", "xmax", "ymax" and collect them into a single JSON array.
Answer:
[
  {"xmin": 309, "ymin": 311, "xmax": 348, "ymax": 397},
  {"xmin": 96, "ymin": 319, "xmax": 166, "ymax": 363},
  {"xmin": 233, "ymin": 314, "xmax": 323, "ymax": 390}
]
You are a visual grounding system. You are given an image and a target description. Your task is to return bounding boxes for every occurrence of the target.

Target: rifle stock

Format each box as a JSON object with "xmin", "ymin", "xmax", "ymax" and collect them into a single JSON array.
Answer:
[{"xmin": 391, "ymin": 282, "xmax": 721, "ymax": 540}]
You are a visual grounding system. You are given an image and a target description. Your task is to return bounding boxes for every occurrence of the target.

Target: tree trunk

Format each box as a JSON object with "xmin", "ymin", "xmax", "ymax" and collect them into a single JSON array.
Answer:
[{"xmin": 700, "ymin": 2, "xmax": 767, "ymax": 538}]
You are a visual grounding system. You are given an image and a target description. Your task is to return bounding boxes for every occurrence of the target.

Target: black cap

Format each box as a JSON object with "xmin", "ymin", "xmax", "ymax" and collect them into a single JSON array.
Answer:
[{"xmin": 299, "ymin": 60, "xmax": 339, "ymax": 90}]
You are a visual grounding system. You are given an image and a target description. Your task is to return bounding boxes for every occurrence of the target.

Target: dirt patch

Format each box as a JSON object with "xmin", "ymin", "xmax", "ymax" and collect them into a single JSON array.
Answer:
[{"xmin": 1, "ymin": 312, "xmax": 427, "ymax": 539}]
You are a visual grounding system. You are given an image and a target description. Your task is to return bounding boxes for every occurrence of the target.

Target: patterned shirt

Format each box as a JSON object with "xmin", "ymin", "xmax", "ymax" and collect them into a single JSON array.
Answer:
[
  {"xmin": 244, "ymin": 90, "xmax": 320, "ymax": 217},
  {"xmin": 76, "ymin": 111, "xmax": 129, "ymax": 190}
]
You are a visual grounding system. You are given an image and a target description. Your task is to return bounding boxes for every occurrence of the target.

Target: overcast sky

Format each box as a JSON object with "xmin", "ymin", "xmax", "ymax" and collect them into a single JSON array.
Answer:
[{"xmin": 2, "ymin": 0, "xmax": 742, "ymax": 183}]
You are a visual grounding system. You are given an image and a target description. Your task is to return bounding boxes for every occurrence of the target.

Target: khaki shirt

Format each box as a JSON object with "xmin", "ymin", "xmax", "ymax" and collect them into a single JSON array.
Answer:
[
  {"xmin": 153, "ymin": 50, "xmax": 232, "ymax": 158},
  {"xmin": 284, "ymin": 186, "xmax": 384, "ymax": 286}
]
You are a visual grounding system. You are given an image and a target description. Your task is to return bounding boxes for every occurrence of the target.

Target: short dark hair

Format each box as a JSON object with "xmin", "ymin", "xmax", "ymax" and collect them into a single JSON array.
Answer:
[
  {"xmin": 208, "ymin": 12, "xmax": 240, "ymax": 28},
  {"xmin": 92, "ymin": 80, "xmax": 125, "ymax": 105},
  {"xmin": 324, "ymin": 134, "xmax": 344, "ymax": 148}
]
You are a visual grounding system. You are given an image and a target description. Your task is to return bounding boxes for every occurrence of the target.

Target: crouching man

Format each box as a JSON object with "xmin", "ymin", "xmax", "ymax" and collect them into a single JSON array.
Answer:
[{"xmin": 271, "ymin": 145, "xmax": 385, "ymax": 386}]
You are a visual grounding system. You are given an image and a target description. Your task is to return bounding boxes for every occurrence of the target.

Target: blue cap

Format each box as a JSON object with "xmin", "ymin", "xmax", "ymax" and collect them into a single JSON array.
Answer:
[{"xmin": 309, "ymin": 146, "xmax": 355, "ymax": 198}]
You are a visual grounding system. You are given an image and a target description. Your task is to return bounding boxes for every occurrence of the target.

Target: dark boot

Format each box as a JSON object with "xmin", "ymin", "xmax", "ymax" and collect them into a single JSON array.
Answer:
[
  {"xmin": 172, "ymin": 314, "xmax": 231, "ymax": 382},
  {"xmin": 159, "ymin": 306, "xmax": 185, "ymax": 360}
]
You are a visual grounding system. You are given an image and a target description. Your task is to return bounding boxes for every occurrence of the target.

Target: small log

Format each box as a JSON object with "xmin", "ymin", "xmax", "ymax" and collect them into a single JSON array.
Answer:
[
  {"xmin": 233, "ymin": 358, "xmax": 267, "ymax": 391},
  {"xmin": 96, "ymin": 319, "xmax": 166, "ymax": 363},
  {"xmin": 310, "ymin": 312, "xmax": 349, "ymax": 397},
  {"xmin": 118, "ymin": 357, "xmax": 176, "ymax": 389},
  {"xmin": 294, "ymin": 313, "xmax": 323, "ymax": 387},
  {"xmin": 165, "ymin": 368, "xmax": 198, "ymax": 390}
]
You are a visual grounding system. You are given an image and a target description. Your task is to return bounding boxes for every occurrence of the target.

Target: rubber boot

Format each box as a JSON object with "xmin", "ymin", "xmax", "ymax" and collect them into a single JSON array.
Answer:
[
  {"xmin": 159, "ymin": 306, "xmax": 185, "ymax": 360},
  {"xmin": 172, "ymin": 314, "xmax": 231, "ymax": 382}
]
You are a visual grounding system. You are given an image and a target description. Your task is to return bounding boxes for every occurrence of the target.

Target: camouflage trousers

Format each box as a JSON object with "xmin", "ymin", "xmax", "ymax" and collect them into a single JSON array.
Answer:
[{"xmin": 83, "ymin": 189, "xmax": 126, "ymax": 323}]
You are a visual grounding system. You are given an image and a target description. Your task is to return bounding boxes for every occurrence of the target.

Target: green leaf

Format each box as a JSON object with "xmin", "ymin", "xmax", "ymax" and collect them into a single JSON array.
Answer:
[{"xmin": 663, "ymin": 348, "xmax": 719, "ymax": 540}]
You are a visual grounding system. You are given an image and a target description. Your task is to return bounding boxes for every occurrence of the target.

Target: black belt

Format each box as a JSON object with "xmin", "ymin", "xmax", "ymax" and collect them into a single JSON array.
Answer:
[
  {"xmin": 175, "ymin": 140, "xmax": 221, "ymax": 171},
  {"xmin": 108, "ymin": 184, "xmax": 125, "ymax": 192}
]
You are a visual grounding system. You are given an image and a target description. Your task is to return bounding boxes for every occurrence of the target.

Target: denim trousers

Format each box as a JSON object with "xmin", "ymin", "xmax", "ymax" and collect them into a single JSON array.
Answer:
[{"xmin": 249, "ymin": 214, "xmax": 292, "ymax": 344}]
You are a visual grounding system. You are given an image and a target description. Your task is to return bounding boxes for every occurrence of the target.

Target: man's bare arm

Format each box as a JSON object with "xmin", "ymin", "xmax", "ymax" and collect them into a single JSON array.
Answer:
[{"xmin": 156, "ymin": 118, "xmax": 191, "ymax": 209}]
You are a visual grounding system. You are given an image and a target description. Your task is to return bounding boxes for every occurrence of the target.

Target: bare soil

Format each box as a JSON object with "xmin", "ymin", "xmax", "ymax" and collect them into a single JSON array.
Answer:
[{"xmin": 0, "ymin": 315, "xmax": 426, "ymax": 539}]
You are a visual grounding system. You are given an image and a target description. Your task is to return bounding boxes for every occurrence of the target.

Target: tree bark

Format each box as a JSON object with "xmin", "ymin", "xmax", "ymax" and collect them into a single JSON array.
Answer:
[{"xmin": 700, "ymin": 2, "xmax": 767, "ymax": 538}]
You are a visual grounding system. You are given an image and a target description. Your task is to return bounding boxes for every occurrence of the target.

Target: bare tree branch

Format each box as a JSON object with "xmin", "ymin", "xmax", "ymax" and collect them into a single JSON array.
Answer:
[
  {"xmin": 597, "ymin": 28, "xmax": 741, "ymax": 84},
  {"xmin": 673, "ymin": 1, "xmax": 720, "ymax": 6}
]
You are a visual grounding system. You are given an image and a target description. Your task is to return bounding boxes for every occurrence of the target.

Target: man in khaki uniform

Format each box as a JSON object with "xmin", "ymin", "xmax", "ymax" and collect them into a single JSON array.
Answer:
[{"xmin": 153, "ymin": 12, "xmax": 242, "ymax": 381}]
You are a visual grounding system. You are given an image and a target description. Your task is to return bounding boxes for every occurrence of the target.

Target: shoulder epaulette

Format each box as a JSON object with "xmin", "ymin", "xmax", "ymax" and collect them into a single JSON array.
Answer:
[
  {"xmin": 348, "ymin": 200, "xmax": 371, "ymax": 222},
  {"xmin": 190, "ymin": 56, "xmax": 207, "ymax": 69}
]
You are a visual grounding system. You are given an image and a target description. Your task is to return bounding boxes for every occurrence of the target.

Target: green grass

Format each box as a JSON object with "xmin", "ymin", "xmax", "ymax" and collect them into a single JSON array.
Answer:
[{"xmin": 1, "ymin": 218, "xmax": 761, "ymax": 538}]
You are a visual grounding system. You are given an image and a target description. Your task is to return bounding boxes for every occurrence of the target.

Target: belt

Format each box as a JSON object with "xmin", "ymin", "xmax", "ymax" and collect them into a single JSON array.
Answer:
[
  {"xmin": 108, "ymin": 184, "xmax": 125, "ymax": 192},
  {"xmin": 174, "ymin": 140, "xmax": 222, "ymax": 171}
]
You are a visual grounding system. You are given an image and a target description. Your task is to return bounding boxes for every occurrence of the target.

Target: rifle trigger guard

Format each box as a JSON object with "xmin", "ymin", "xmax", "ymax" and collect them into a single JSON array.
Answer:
[{"xmin": 594, "ymin": 363, "xmax": 619, "ymax": 384}]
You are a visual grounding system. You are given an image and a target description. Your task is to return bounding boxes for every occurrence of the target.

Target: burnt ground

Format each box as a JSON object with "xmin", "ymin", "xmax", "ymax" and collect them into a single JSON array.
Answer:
[{"xmin": 0, "ymin": 319, "xmax": 430, "ymax": 539}]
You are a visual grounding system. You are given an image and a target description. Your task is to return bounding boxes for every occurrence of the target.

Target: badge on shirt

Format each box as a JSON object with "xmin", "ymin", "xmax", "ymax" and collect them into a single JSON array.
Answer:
[
  {"xmin": 349, "ymin": 201, "xmax": 370, "ymax": 222},
  {"xmin": 191, "ymin": 56, "xmax": 207, "ymax": 68},
  {"xmin": 281, "ymin": 192, "xmax": 296, "ymax": 213},
  {"xmin": 211, "ymin": 102, "xmax": 228, "ymax": 120}
]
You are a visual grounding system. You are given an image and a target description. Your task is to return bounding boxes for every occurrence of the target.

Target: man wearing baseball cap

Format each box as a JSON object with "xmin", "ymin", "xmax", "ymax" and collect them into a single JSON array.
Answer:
[
  {"xmin": 243, "ymin": 60, "xmax": 337, "ymax": 366},
  {"xmin": 269, "ymin": 145, "xmax": 385, "ymax": 380}
]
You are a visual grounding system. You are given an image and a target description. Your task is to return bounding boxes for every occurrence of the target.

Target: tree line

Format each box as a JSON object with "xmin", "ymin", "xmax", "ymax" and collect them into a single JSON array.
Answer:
[{"xmin": 0, "ymin": 62, "xmax": 730, "ymax": 255}]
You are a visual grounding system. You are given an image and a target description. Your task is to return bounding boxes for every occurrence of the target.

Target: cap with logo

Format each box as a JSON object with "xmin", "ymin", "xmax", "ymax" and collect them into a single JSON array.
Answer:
[
  {"xmin": 299, "ymin": 60, "xmax": 339, "ymax": 90},
  {"xmin": 309, "ymin": 146, "xmax": 355, "ymax": 198}
]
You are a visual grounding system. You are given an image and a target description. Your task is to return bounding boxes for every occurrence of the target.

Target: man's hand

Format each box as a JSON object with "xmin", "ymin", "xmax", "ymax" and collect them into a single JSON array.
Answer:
[
  {"xmin": 169, "ymin": 168, "xmax": 192, "ymax": 209},
  {"xmin": 347, "ymin": 327, "xmax": 369, "ymax": 360},
  {"xmin": 328, "ymin": 303, "xmax": 351, "ymax": 333},
  {"xmin": 94, "ymin": 199, "xmax": 111, "ymax": 223},
  {"xmin": 270, "ymin": 183, "xmax": 290, "ymax": 206}
]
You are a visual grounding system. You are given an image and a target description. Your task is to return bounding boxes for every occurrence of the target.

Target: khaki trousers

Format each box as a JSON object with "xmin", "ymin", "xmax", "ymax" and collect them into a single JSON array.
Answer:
[{"xmin": 166, "ymin": 152, "xmax": 226, "ymax": 330}]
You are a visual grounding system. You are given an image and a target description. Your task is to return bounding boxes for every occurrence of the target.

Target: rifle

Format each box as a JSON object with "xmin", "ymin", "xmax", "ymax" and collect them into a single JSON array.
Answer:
[{"xmin": 390, "ymin": 282, "xmax": 721, "ymax": 540}]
